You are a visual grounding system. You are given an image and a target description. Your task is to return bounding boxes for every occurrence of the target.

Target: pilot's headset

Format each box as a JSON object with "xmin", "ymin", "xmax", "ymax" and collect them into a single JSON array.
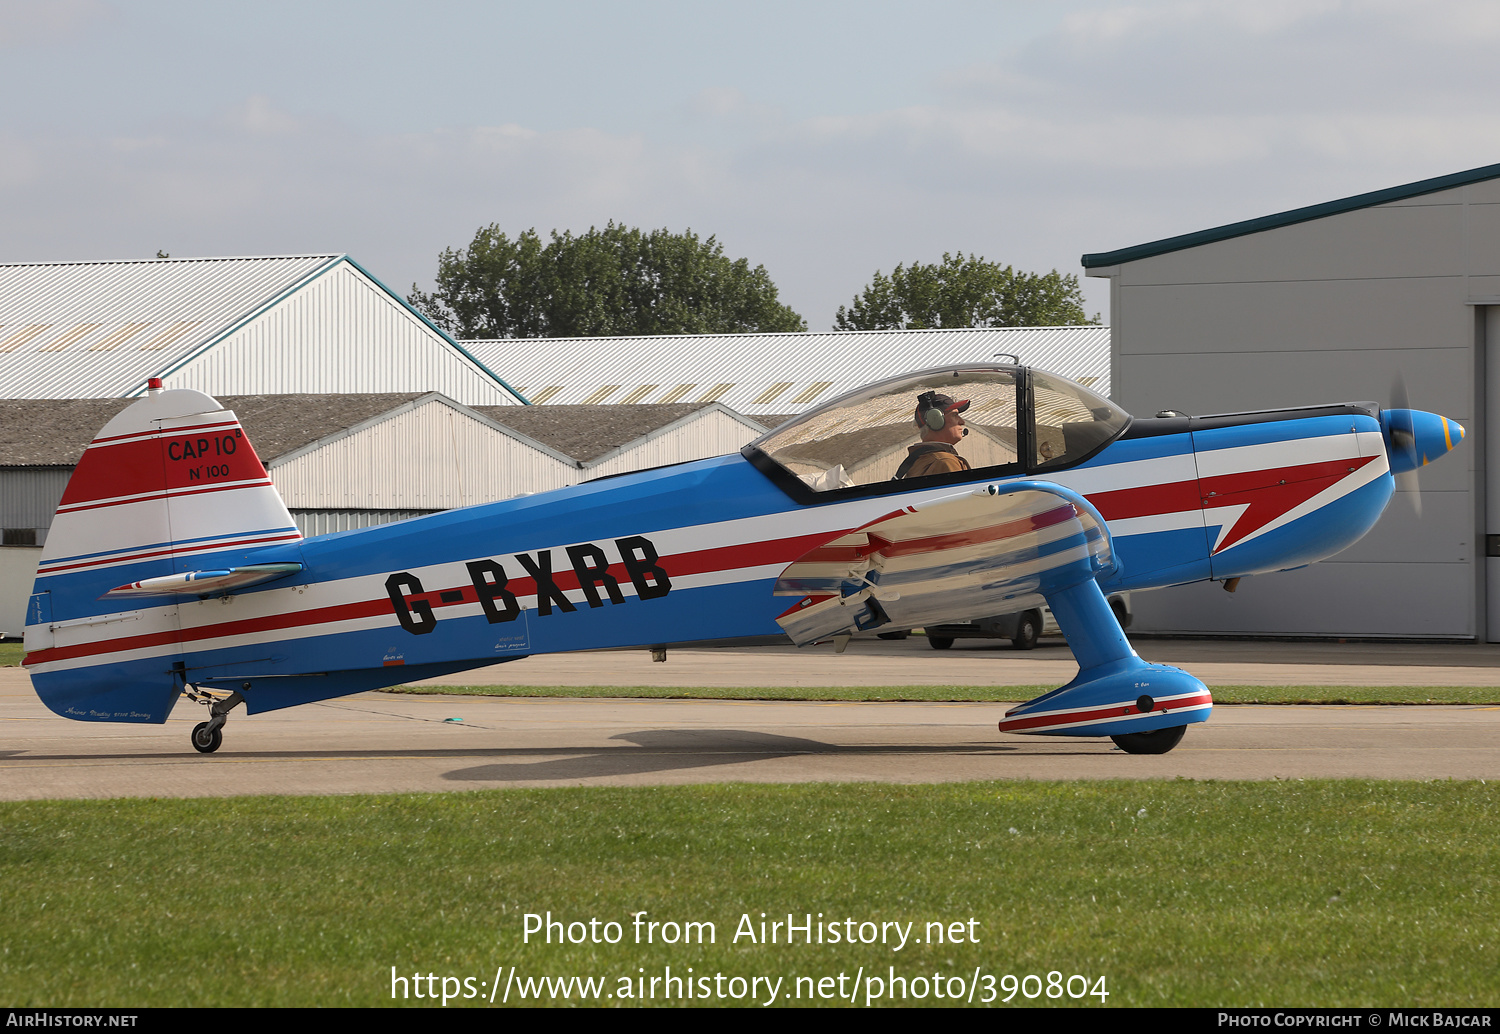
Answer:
[
  {"xmin": 917, "ymin": 391, "xmax": 947, "ymax": 431},
  {"xmin": 916, "ymin": 391, "xmax": 969, "ymax": 436}
]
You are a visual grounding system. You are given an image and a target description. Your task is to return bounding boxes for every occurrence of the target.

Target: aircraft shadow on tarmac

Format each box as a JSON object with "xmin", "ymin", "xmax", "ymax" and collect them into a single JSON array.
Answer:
[
  {"xmin": 441, "ymin": 728, "xmax": 1021, "ymax": 782},
  {"xmin": 12, "ymin": 732, "xmax": 1146, "ymax": 773}
]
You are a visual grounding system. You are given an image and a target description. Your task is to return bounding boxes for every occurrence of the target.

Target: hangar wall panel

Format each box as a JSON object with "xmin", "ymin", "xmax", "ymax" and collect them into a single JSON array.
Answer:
[
  {"xmin": 270, "ymin": 401, "xmax": 575, "ymax": 509},
  {"xmin": 1132, "ymin": 560, "xmax": 1473, "ymax": 638},
  {"xmin": 1121, "ymin": 192, "xmax": 1469, "ymax": 285},
  {"xmin": 1465, "ymin": 203, "xmax": 1500, "ymax": 273},
  {"xmin": 170, "ymin": 262, "xmax": 518, "ymax": 406},
  {"xmin": 1118, "ymin": 346, "xmax": 1474, "ymax": 450},
  {"xmin": 0, "ymin": 469, "xmax": 69, "ymax": 537},
  {"xmin": 292, "ymin": 510, "xmax": 441, "ymax": 538},
  {"xmin": 1115, "ymin": 278, "xmax": 1470, "ymax": 359},
  {"xmin": 0, "ymin": 547, "xmax": 41, "ymax": 639},
  {"xmin": 585, "ymin": 411, "xmax": 765, "ymax": 479}
]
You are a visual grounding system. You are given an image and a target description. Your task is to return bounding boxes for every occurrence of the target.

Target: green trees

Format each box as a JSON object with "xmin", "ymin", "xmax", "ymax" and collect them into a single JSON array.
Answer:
[
  {"xmin": 409, "ymin": 223, "xmax": 806, "ymax": 338},
  {"xmin": 834, "ymin": 253, "xmax": 1098, "ymax": 331}
]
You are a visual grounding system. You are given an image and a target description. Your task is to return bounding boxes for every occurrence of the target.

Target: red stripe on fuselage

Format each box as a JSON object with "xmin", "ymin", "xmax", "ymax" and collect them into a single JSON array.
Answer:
[
  {"xmin": 1087, "ymin": 480, "xmax": 1201, "ymax": 521},
  {"xmin": 25, "ymin": 528, "xmax": 848, "ymax": 666},
  {"xmin": 1201, "ymin": 456, "xmax": 1377, "ymax": 552},
  {"xmin": 1082, "ymin": 455, "xmax": 1378, "ymax": 550}
]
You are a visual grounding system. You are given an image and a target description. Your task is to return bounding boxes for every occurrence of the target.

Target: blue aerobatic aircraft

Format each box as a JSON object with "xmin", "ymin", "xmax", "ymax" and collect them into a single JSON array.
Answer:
[{"xmin": 23, "ymin": 362, "xmax": 1464, "ymax": 755}]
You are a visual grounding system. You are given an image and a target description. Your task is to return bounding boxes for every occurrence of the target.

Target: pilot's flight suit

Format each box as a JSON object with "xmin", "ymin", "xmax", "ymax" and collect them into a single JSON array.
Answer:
[{"xmin": 896, "ymin": 442, "xmax": 971, "ymax": 479}]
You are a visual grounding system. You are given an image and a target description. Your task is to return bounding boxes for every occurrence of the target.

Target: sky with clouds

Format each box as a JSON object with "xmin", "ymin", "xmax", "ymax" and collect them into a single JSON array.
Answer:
[{"xmin": 4, "ymin": 0, "xmax": 1500, "ymax": 329}]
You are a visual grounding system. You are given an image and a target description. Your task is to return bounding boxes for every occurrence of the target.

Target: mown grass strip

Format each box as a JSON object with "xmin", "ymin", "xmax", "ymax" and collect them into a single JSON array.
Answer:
[
  {"xmin": 2, "ymin": 781, "xmax": 1495, "ymax": 1007},
  {"xmin": 384, "ymin": 682, "xmax": 1500, "ymax": 705}
]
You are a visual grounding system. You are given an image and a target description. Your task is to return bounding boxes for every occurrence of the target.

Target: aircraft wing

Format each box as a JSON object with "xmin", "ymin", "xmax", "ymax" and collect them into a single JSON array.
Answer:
[{"xmin": 773, "ymin": 481, "xmax": 1115, "ymax": 646}]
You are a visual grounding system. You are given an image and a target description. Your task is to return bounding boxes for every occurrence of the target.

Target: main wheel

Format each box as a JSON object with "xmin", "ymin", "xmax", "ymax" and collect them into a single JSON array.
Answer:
[
  {"xmin": 1011, "ymin": 612, "xmax": 1040, "ymax": 650},
  {"xmin": 928, "ymin": 636, "xmax": 954, "ymax": 650},
  {"xmin": 191, "ymin": 722, "xmax": 223, "ymax": 754},
  {"xmin": 1110, "ymin": 725, "xmax": 1186, "ymax": 755}
]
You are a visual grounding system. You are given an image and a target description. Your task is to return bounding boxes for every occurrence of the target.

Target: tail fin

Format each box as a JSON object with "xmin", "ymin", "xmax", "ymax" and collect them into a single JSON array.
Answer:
[{"xmin": 24, "ymin": 386, "xmax": 302, "ymax": 723}]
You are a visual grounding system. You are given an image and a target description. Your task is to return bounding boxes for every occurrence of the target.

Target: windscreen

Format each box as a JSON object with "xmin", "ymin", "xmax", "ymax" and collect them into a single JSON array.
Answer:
[
  {"xmin": 750, "ymin": 367, "xmax": 1021, "ymax": 491},
  {"xmin": 1030, "ymin": 370, "xmax": 1129, "ymax": 470}
]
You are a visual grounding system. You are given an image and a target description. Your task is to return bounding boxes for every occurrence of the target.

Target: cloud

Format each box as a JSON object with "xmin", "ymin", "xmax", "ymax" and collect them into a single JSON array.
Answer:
[
  {"xmin": 5, "ymin": 3, "xmax": 1500, "ymax": 329},
  {"xmin": 0, "ymin": 0, "xmax": 109, "ymax": 48}
]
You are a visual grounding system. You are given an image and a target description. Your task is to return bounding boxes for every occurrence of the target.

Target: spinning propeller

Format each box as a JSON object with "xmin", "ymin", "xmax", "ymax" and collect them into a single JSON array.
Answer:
[{"xmin": 1380, "ymin": 373, "xmax": 1465, "ymax": 519}]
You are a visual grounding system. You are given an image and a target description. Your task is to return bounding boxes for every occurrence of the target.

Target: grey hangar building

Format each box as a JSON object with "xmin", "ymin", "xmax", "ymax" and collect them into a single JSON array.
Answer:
[{"xmin": 1086, "ymin": 161, "xmax": 1500, "ymax": 641}]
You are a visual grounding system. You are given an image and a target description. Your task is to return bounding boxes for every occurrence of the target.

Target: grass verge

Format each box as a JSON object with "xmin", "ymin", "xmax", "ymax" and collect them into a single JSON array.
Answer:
[
  {"xmin": 2, "ymin": 781, "xmax": 1495, "ymax": 1007},
  {"xmin": 383, "ymin": 682, "xmax": 1500, "ymax": 705}
]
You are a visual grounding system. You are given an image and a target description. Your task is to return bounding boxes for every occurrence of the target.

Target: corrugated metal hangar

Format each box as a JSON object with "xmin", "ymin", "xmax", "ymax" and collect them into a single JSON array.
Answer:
[
  {"xmin": 0, "ymin": 254, "xmax": 526, "ymax": 404},
  {"xmin": 1085, "ymin": 162, "xmax": 1500, "ymax": 640},
  {"xmin": 464, "ymin": 325, "xmax": 1112, "ymax": 416}
]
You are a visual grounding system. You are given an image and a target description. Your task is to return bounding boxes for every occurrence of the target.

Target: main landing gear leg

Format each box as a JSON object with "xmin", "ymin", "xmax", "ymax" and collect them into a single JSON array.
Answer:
[
  {"xmin": 997, "ymin": 575, "xmax": 1210, "ymax": 754},
  {"xmin": 187, "ymin": 687, "xmax": 245, "ymax": 754}
]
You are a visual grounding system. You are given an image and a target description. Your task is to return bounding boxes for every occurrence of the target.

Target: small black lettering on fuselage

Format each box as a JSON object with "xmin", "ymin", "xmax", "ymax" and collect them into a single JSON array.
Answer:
[{"xmin": 388, "ymin": 537, "xmax": 672, "ymax": 636}]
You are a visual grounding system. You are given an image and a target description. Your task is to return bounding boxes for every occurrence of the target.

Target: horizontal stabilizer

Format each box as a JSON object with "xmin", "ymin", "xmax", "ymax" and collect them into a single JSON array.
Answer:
[{"xmin": 103, "ymin": 563, "xmax": 305, "ymax": 599}]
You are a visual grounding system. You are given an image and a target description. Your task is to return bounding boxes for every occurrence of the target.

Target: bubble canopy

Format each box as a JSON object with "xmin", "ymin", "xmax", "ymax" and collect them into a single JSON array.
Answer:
[{"xmin": 743, "ymin": 364, "xmax": 1130, "ymax": 500}]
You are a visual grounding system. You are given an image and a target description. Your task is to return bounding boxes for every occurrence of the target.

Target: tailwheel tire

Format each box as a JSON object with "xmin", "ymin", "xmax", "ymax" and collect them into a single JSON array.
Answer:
[
  {"xmin": 1011, "ymin": 612, "xmax": 1040, "ymax": 650},
  {"xmin": 928, "ymin": 636, "xmax": 954, "ymax": 650},
  {"xmin": 192, "ymin": 722, "xmax": 223, "ymax": 754},
  {"xmin": 1110, "ymin": 725, "xmax": 1186, "ymax": 755}
]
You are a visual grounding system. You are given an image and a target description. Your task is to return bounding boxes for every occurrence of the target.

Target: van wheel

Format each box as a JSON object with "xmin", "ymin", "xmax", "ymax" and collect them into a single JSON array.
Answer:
[
  {"xmin": 928, "ymin": 636, "xmax": 954, "ymax": 650},
  {"xmin": 1011, "ymin": 612, "xmax": 1040, "ymax": 650}
]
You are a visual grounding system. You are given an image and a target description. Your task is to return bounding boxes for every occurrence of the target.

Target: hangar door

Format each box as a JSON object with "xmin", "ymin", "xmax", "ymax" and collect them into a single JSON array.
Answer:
[{"xmin": 1489, "ymin": 309, "xmax": 1500, "ymax": 642}]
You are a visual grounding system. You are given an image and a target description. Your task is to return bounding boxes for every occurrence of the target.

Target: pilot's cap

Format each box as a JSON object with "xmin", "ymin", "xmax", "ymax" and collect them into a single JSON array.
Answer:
[{"xmin": 915, "ymin": 391, "xmax": 971, "ymax": 425}]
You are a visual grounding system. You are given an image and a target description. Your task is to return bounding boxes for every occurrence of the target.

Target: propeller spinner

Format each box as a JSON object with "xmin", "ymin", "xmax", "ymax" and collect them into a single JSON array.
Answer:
[{"xmin": 1380, "ymin": 376, "xmax": 1464, "ymax": 517}]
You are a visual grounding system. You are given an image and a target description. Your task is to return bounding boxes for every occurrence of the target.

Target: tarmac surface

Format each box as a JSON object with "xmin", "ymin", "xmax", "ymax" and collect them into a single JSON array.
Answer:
[{"xmin": 4, "ymin": 636, "xmax": 1499, "ymax": 799}]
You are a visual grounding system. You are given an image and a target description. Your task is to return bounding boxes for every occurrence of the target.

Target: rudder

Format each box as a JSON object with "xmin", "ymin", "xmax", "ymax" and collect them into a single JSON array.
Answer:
[{"xmin": 24, "ymin": 384, "xmax": 303, "ymax": 723}]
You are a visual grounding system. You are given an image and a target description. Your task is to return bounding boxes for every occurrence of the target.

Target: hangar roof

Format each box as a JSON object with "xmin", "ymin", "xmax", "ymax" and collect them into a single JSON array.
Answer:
[
  {"xmin": 1082, "ymin": 161, "xmax": 1500, "ymax": 268},
  {"xmin": 0, "ymin": 393, "xmax": 426, "ymax": 467},
  {"xmin": 464, "ymin": 325, "xmax": 1111, "ymax": 415},
  {"xmin": 0, "ymin": 254, "xmax": 523, "ymax": 403},
  {"xmin": 477, "ymin": 403, "xmax": 767, "ymax": 464},
  {"xmin": 0, "ymin": 255, "xmax": 339, "ymax": 398},
  {"xmin": 0, "ymin": 394, "xmax": 763, "ymax": 469}
]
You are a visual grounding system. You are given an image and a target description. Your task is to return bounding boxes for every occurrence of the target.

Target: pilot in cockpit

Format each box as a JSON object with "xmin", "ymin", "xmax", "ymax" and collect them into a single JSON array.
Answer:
[{"xmin": 895, "ymin": 391, "xmax": 973, "ymax": 478}]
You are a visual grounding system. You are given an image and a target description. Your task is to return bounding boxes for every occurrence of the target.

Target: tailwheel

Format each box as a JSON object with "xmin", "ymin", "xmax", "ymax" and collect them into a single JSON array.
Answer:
[
  {"xmin": 184, "ymin": 686, "xmax": 244, "ymax": 754},
  {"xmin": 191, "ymin": 722, "xmax": 223, "ymax": 754},
  {"xmin": 1110, "ymin": 725, "xmax": 1186, "ymax": 755}
]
